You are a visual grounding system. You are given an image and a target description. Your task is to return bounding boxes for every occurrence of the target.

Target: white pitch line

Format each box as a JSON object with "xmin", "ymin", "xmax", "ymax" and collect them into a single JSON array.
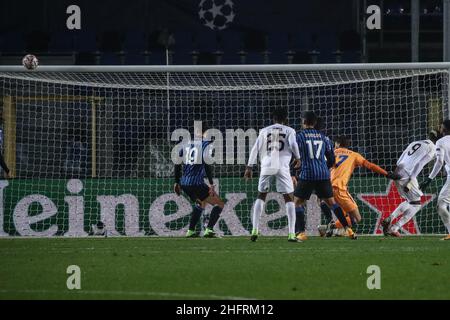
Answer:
[{"xmin": 0, "ymin": 289, "xmax": 256, "ymax": 300}]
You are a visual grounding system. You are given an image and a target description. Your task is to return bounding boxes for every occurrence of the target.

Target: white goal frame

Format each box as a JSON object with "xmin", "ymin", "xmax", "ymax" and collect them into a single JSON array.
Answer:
[{"xmin": 0, "ymin": 62, "xmax": 449, "ymax": 238}]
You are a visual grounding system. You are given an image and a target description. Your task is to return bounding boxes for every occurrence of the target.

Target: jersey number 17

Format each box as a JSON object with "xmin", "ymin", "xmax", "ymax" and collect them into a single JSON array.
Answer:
[{"xmin": 306, "ymin": 140, "xmax": 323, "ymax": 159}]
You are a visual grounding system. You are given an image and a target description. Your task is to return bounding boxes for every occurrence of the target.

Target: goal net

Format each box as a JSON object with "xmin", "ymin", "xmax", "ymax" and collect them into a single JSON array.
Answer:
[{"xmin": 0, "ymin": 64, "xmax": 448, "ymax": 237}]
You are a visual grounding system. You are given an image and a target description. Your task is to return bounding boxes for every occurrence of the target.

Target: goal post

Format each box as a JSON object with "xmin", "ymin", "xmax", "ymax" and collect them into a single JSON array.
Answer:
[{"xmin": 0, "ymin": 63, "xmax": 449, "ymax": 237}]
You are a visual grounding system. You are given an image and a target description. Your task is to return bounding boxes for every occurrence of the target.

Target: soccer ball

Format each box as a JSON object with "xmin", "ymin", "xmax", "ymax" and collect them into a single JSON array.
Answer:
[
  {"xmin": 198, "ymin": 0, "xmax": 235, "ymax": 31},
  {"xmin": 22, "ymin": 54, "xmax": 39, "ymax": 70}
]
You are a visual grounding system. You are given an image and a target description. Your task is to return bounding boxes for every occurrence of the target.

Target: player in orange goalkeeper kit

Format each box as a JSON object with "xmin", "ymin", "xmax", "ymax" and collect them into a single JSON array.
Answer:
[{"xmin": 320, "ymin": 136, "xmax": 400, "ymax": 236}]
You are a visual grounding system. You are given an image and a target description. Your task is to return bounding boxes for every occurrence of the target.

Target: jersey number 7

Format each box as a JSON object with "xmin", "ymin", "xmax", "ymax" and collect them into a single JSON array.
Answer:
[{"xmin": 335, "ymin": 155, "xmax": 349, "ymax": 167}]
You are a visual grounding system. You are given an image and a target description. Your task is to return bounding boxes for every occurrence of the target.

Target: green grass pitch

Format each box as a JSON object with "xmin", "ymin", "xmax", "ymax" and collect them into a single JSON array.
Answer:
[{"xmin": 0, "ymin": 236, "xmax": 449, "ymax": 300}]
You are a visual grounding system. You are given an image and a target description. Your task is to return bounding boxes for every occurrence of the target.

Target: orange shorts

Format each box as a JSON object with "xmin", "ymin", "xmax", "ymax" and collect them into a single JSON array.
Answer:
[{"xmin": 333, "ymin": 187, "xmax": 358, "ymax": 214}]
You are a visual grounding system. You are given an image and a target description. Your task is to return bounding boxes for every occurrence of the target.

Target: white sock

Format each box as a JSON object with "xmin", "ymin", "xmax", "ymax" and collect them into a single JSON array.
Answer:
[
  {"xmin": 438, "ymin": 201, "xmax": 450, "ymax": 234},
  {"xmin": 285, "ymin": 201, "xmax": 296, "ymax": 235},
  {"xmin": 332, "ymin": 228, "xmax": 347, "ymax": 237},
  {"xmin": 252, "ymin": 199, "xmax": 265, "ymax": 233},
  {"xmin": 390, "ymin": 201, "xmax": 410, "ymax": 220},
  {"xmin": 391, "ymin": 204, "xmax": 420, "ymax": 232}
]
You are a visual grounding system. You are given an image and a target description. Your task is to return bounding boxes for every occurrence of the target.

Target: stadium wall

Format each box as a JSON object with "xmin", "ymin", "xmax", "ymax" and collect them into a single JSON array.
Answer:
[{"xmin": 0, "ymin": 177, "xmax": 445, "ymax": 237}]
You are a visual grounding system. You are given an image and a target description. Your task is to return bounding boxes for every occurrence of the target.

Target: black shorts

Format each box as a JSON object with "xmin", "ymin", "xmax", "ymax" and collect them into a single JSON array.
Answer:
[
  {"xmin": 294, "ymin": 179, "xmax": 333, "ymax": 200},
  {"xmin": 181, "ymin": 184, "xmax": 210, "ymax": 203}
]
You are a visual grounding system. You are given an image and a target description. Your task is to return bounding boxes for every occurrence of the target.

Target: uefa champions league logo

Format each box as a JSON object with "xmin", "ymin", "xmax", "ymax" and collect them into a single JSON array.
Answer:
[{"xmin": 198, "ymin": 0, "xmax": 235, "ymax": 31}]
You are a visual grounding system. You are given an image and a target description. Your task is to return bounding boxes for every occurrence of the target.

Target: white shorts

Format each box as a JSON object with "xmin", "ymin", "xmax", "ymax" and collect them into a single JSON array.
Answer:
[
  {"xmin": 395, "ymin": 178, "xmax": 423, "ymax": 203},
  {"xmin": 258, "ymin": 169, "xmax": 294, "ymax": 194},
  {"xmin": 438, "ymin": 177, "xmax": 450, "ymax": 204}
]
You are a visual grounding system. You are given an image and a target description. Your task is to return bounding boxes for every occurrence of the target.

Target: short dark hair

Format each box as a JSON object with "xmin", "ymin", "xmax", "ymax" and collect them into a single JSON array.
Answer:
[
  {"xmin": 303, "ymin": 111, "xmax": 317, "ymax": 126},
  {"xmin": 443, "ymin": 120, "xmax": 450, "ymax": 133},
  {"xmin": 335, "ymin": 136, "xmax": 350, "ymax": 148},
  {"xmin": 429, "ymin": 129, "xmax": 440, "ymax": 143},
  {"xmin": 314, "ymin": 117, "xmax": 324, "ymax": 130},
  {"xmin": 272, "ymin": 106, "xmax": 288, "ymax": 123}
]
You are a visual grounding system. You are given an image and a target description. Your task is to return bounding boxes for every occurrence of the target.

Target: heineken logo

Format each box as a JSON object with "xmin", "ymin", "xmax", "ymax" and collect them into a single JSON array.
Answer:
[{"xmin": 0, "ymin": 179, "xmax": 299, "ymax": 237}]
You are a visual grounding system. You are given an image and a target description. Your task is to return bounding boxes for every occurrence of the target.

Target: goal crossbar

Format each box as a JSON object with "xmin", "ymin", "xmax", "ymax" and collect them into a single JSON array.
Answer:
[{"xmin": 1, "ymin": 62, "xmax": 450, "ymax": 73}]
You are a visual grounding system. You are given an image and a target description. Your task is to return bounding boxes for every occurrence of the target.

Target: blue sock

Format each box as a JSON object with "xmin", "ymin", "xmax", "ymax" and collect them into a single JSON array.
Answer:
[
  {"xmin": 189, "ymin": 205, "xmax": 204, "ymax": 231},
  {"xmin": 320, "ymin": 202, "xmax": 333, "ymax": 224},
  {"xmin": 295, "ymin": 207, "xmax": 306, "ymax": 233},
  {"xmin": 350, "ymin": 216, "xmax": 357, "ymax": 227},
  {"xmin": 331, "ymin": 203, "xmax": 349, "ymax": 228}
]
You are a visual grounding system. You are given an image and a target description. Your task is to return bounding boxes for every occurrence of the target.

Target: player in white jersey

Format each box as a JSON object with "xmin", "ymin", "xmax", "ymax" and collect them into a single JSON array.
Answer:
[
  {"xmin": 381, "ymin": 130, "xmax": 439, "ymax": 237},
  {"xmin": 244, "ymin": 107, "xmax": 301, "ymax": 242},
  {"xmin": 419, "ymin": 120, "xmax": 450, "ymax": 240}
]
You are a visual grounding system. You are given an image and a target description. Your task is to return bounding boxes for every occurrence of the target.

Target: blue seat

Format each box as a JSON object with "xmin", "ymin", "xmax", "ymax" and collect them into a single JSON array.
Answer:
[
  {"xmin": 268, "ymin": 32, "xmax": 290, "ymax": 64},
  {"xmin": 1, "ymin": 32, "xmax": 25, "ymax": 53},
  {"xmin": 123, "ymin": 31, "xmax": 146, "ymax": 53},
  {"xmin": 220, "ymin": 31, "xmax": 243, "ymax": 64},
  {"xmin": 49, "ymin": 31, "xmax": 75, "ymax": 52},
  {"xmin": 100, "ymin": 52, "xmax": 121, "ymax": 65},
  {"xmin": 196, "ymin": 31, "xmax": 219, "ymax": 52},
  {"xmin": 342, "ymin": 50, "xmax": 361, "ymax": 63},
  {"xmin": 317, "ymin": 34, "xmax": 338, "ymax": 63},
  {"xmin": 147, "ymin": 50, "xmax": 166, "ymax": 65},
  {"xmin": 173, "ymin": 31, "xmax": 196, "ymax": 65},
  {"xmin": 99, "ymin": 31, "xmax": 123, "ymax": 52},
  {"xmin": 72, "ymin": 31, "xmax": 99, "ymax": 52},
  {"xmin": 125, "ymin": 53, "xmax": 146, "ymax": 65}
]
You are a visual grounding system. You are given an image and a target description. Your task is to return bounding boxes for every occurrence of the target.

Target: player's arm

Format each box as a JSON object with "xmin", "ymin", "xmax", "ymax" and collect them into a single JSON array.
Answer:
[
  {"xmin": 359, "ymin": 156, "xmax": 399, "ymax": 180},
  {"xmin": 173, "ymin": 146, "xmax": 183, "ymax": 196},
  {"xmin": 173, "ymin": 164, "xmax": 182, "ymax": 195},
  {"xmin": 244, "ymin": 134, "xmax": 262, "ymax": 180},
  {"xmin": 287, "ymin": 130, "xmax": 301, "ymax": 169},
  {"xmin": 0, "ymin": 153, "xmax": 11, "ymax": 178},
  {"xmin": 289, "ymin": 157, "xmax": 300, "ymax": 187},
  {"xmin": 361, "ymin": 158, "xmax": 398, "ymax": 179},
  {"xmin": 204, "ymin": 164, "xmax": 218, "ymax": 196},
  {"xmin": 324, "ymin": 137, "xmax": 335, "ymax": 168},
  {"xmin": 362, "ymin": 159, "xmax": 387, "ymax": 176},
  {"xmin": 421, "ymin": 144, "xmax": 443, "ymax": 191}
]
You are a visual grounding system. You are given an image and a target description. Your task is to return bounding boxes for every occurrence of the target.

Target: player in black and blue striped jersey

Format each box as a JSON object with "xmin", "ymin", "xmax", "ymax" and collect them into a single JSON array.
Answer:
[
  {"xmin": 293, "ymin": 111, "xmax": 356, "ymax": 239},
  {"xmin": 173, "ymin": 126, "xmax": 224, "ymax": 238}
]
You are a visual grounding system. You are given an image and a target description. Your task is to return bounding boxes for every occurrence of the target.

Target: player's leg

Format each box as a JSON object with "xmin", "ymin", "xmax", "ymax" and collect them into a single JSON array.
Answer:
[
  {"xmin": 202, "ymin": 189, "xmax": 225, "ymax": 238},
  {"xmin": 319, "ymin": 181, "xmax": 356, "ymax": 239},
  {"xmin": 250, "ymin": 192, "xmax": 267, "ymax": 241},
  {"xmin": 317, "ymin": 199, "xmax": 333, "ymax": 237},
  {"xmin": 332, "ymin": 188, "xmax": 359, "ymax": 227},
  {"xmin": 250, "ymin": 175, "xmax": 271, "ymax": 241},
  {"xmin": 293, "ymin": 179, "xmax": 312, "ymax": 240},
  {"xmin": 388, "ymin": 201, "xmax": 420, "ymax": 237},
  {"xmin": 295, "ymin": 205, "xmax": 307, "ymax": 240},
  {"xmin": 381, "ymin": 180, "xmax": 411, "ymax": 235},
  {"xmin": 388, "ymin": 178, "xmax": 423, "ymax": 237},
  {"xmin": 276, "ymin": 170, "xmax": 299, "ymax": 242},
  {"xmin": 437, "ymin": 178, "xmax": 450, "ymax": 240},
  {"xmin": 181, "ymin": 185, "xmax": 204, "ymax": 238},
  {"xmin": 319, "ymin": 200, "xmax": 333, "ymax": 224}
]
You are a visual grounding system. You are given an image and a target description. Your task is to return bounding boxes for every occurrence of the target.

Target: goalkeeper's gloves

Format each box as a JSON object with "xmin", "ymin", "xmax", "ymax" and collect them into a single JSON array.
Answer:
[
  {"xmin": 419, "ymin": 178, "xmax": 432, "ymax": 192},
  {"xmin": 386, "ymin": 171, "xmax": 401, "ymax": 180}
]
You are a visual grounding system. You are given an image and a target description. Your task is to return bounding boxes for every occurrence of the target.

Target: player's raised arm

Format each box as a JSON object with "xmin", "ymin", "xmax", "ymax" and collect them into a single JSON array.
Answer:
[{"xmin": 358, "ymin": 156, "xmax": 399, "ymax": 180}]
